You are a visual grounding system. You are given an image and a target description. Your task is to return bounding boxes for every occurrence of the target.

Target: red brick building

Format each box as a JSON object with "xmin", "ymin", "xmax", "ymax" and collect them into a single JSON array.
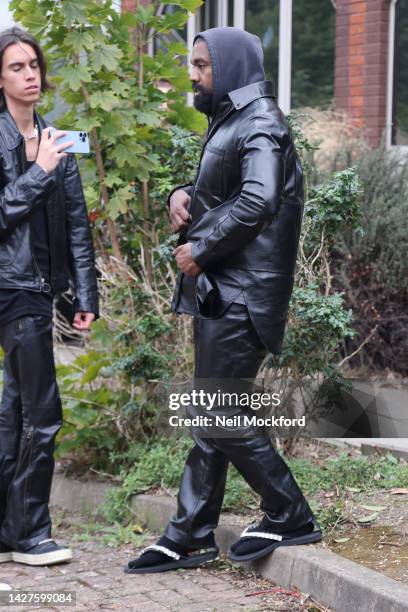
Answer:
[
  {"xmin": 120, "ymin": 1, "xmax": 407, "ymax": 149},
  {"xmin": 335, "ymin": 0, "xmax": 405, "ymax": 148}
]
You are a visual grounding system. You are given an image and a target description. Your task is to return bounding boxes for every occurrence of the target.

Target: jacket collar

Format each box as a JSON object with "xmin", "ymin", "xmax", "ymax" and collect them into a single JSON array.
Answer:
[
  {"xmin": 0, "ymin": 106, "xmax": 47, "ymax": 150},
  {"xmin": 206, "ymin": 80, "xmax": 275, "ymax": 143},
  {"xmin": 228, "ymin": 80, "xmax": 275, "ymax": 110}
]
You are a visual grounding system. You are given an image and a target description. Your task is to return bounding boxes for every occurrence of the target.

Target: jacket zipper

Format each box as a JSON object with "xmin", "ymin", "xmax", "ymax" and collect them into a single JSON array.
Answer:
[
  {"xmin": 23, "ymin": 428, "xmax": 35, "ymax": 538},
  {"xmin": 22, "ymin": 137, "xmax": 51, "ymax": 293}
]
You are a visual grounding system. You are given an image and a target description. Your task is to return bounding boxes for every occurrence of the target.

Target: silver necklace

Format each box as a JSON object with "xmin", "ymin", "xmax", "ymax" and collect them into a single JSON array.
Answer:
[{"xmin": 21, "ymin": 123, "xmax": 38, "ymax": 140}]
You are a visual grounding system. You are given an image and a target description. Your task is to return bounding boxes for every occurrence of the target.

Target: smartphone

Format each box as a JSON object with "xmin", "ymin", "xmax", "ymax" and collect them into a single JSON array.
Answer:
[{"xmin": 49, "ymin": 128, "xmax": 90, "ymax": 154}]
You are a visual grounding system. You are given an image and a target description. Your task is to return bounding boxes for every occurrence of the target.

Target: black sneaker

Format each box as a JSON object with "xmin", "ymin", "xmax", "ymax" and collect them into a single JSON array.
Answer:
[
  {"xmin": 0, "ymin": 542, "xmax": 13, "ymax": 564},
  {"xmin": 13, "ymin": 539, "xmax": 72, "ymax": 566}
]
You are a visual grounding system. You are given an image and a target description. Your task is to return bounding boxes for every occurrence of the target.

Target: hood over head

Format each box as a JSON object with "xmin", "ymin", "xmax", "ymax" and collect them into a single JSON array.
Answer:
[{"xmin": 194, "ymin": 27, "xmax": 265, "ymax": 115}]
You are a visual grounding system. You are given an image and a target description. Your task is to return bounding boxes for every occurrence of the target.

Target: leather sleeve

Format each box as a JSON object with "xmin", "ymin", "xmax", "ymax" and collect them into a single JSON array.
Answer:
[
  {"xmin": 166, "ymin": 184, "xmax": 193, "ymax": 207},
  {"xmin": 0, "ymin": 161, "xmax": 57, "ymax": 239},
  {"xmin": 64, "ymin": 154, "xmax": 99, "ymax": 318},
  {"xmin": 191, "ymin": 118, "xmax": 285, "ymax": 269}
]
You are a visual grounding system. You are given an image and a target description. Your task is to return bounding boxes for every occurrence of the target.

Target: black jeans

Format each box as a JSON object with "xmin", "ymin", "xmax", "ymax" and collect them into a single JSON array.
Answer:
[
  {"xmin": 164, "ymin": 303, "xmax": 315, "ymax": 546},
  {"xmin": 0, "ymin": 315, "xmax": 62, "ymax": 551}
]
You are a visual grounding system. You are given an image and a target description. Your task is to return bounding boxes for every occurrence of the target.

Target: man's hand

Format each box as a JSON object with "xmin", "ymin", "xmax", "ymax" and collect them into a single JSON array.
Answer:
[
  {"xmin": 72, "ymin": 312, "xmax": 95, "ymax": 331},
  {"xmin": 169, "ymin": 189, "xmax": 191, "ymax": 232},
  {"xmin": 36, "ymin": 127, "xmax": 74, "ymax": 174},
  {"xmin": 173, "ymin": 243, "xmax": 202, "ymax": 277}
]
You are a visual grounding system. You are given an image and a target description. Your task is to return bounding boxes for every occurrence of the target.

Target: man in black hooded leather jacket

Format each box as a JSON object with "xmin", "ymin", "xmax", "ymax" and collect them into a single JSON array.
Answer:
[
  {"xmin": 0, "ymin": 27, "xmax": 98, "ymax": 567},
  {"xmin": 126, "ymin": 27, "xmax": 321, "ymax": 574}
]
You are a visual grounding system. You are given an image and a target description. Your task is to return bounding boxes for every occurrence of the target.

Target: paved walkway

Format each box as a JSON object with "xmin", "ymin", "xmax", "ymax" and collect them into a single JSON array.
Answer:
[{"xmin": 0, "ymin": 534, "xmax": 330, "ymax": 611}]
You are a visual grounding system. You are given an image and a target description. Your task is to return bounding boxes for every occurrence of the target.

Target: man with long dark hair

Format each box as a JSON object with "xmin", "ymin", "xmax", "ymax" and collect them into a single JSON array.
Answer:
[{"xmin": 0, "ymin": 27, "xmax": 98, "ymax": 566}]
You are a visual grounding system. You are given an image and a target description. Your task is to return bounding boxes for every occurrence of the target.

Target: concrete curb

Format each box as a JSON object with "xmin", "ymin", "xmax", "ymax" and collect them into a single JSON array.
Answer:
[{"xmin": 51, "ymin": 475, "xmax": 408, "ymax": 612}]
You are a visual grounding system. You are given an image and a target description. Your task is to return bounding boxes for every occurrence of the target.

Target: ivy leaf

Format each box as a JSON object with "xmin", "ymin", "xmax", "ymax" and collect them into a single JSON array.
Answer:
[
  {"xmin": 89, "ymin": 44, "xmax": 123, "ymax": 72},
  {"xmin": 59, "ymin": 65, "xmax": 92, "ymax": 92}
]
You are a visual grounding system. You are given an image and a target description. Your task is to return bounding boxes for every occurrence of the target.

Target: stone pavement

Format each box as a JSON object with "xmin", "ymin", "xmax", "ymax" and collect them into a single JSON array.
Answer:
[{"xmin": 0, "ymin": 535, "xmax": 330, "ymax": 611}]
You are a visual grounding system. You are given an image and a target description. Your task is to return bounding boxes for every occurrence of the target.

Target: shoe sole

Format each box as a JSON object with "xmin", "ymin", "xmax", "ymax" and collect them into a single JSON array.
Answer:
[
  {"xmin": 0, "ymin": 553, "xmax": 13, "ymax": 563},
  {"xmin": 124, "ymin": 549, "xmax": 219, "ymax": 574},
  {"xmin": 228, "ymin": 531, "xmax": 323, "ymax": 562},
  {"xmin": 12, "ymin": 549, "xmax": 72, "ymax": 566}
]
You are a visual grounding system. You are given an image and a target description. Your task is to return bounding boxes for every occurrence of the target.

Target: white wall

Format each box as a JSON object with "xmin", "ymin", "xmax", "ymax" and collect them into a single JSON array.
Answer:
[{"xmin": 0, "ymin": 0, "xmax": 14, "ymax": 29}]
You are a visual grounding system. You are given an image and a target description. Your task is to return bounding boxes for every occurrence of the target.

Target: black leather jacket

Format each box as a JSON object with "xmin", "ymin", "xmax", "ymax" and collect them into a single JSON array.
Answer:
[
  {"xmin": 172, "ymin": 80, "xmax": 303, "ymax": 354},
  {"xmin": 186, "ymin": 80, "xmax": 303, "ymax": 274},
  {"xmin": 0, "ymin": 107, "xmax": 99, "ymax": 316}
]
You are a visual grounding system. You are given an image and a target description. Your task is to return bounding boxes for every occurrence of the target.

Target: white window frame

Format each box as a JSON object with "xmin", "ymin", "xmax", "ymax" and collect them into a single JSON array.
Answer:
[
  {"xmin": 386, "ymin": 0, "xmax": 408, "ymax": 151},
  {"xmin": 186, "ymin": 0, "xmax": 292, "ymax": 112}
]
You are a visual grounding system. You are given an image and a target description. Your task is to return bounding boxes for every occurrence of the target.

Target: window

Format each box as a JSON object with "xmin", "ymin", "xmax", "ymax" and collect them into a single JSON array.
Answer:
[
  {"xmin": 291, "ymin": 0, "xmax": 335, "ymax": 109},
  {"xmin": 392, "ymin": 0, "xmax": 408, "ymax": 145},
  {"xmin": 245, "ymin": 0, "xmax": 280, "ymax": 93},
  {"xmin": 198, "ymin": 1, "xmax": 218, "ymax": 30}
]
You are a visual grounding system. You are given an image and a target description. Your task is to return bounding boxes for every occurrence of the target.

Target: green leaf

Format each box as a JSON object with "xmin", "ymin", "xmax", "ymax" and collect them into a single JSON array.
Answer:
[
  {"xmin": 74, "ymin": 115, "xmax": 101, "ymax": 131},
  {"xmin": 89, "ymin": 44, "xmax": 123, "ymax": 72},
  {"xmin": 108, "ymin": 186, "xmax": 133, "ymax": 219},
  {"xmin": 89, "ymin": 91, "xmax": 119, "ymax": 112},
  {"xmin": 136, "ymin": 109, "xmax": 161, "ymax": 127},
  {"xmin": 360, "ymin": 505, "xmax": 387, "ymax": 512},
  {"xmin": 162, "ymin": 0, "xmax": 203, "ymax": 12},
  {"xmin": 64, "ymin": 30, "xmax": 95, "ymax": 53},
  {"xmin": 59, "ymin": 65, "xmax": 92, "ymax": 92},
  {"xmin": 110, "ymin": 79, "xmax": 131, "ymax": 97},
  {"xmin": 61, "ymin": 0, "xmax": 88, "ymax": 25},
  {"xmin": 134, "ymin": 4, "xmax": 156, "ymax": 25},
  {"xmin": 357, "ymin": 512, "xmax": 379, "ymax": 523},
  {"xmin": 333, "ymin": 537, "xmax": 350, "ymax": 543},
  {"xmin": 114, "ymin": 143, "xmax": 146, "ymax": 167},
  {"xmin": 167, "ymin": 42, "xmax": 188, "ymax": 56},
  {"xmin": 104, "ymin": 172, "xmax": 123, "ymax": 188}
]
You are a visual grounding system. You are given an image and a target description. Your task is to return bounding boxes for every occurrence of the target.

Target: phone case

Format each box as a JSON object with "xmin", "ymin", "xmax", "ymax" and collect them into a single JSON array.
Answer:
[{"xmin": 49, "ymin": 129, "xmax": 90, "ymax": 154}]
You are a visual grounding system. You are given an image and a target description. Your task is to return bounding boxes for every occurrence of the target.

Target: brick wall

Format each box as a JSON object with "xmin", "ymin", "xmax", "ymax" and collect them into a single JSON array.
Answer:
[
  {"xmin": 335, "ymin": 0, "xmax": 390, "ymax": 147},
  {"xmin": 121, "ymin": 0, "xmax": 149, "ymax": 11}
]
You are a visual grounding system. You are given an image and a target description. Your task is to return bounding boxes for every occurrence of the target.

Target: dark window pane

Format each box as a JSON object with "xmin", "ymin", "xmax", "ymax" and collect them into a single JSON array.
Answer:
[
  {"xmin": 394, "ymin": 0, "xmax": 408, "ymax": 145},
  {"xmin": 291, "ymin": 0, "xmax": 335, "ymax": 109},
  {"xmin": 228, "ymin": 0, "xmax": 234, "ymax": 26},
  {"xmin": 245, "ymin": 0, "xmax": 280, "ymax": 93},
  {"xmin": 200, "ymin": 0, "xmax": 217, "ymax": 30}
]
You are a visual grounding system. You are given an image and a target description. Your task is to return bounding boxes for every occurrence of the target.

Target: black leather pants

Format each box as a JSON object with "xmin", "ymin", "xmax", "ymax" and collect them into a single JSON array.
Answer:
[
  {"xmin": 164, "ymin": 303, "xmax": 315, "ymax": 546},
  {"xmin": 0, "ymin": 315, "xmax": 62, "ymax": 551}
]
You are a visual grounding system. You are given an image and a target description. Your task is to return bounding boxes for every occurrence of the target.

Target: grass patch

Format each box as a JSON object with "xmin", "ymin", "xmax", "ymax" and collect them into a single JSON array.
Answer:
[{"xmin": 101, "ymin": 438, "xmax": 408, "ymax": 532}]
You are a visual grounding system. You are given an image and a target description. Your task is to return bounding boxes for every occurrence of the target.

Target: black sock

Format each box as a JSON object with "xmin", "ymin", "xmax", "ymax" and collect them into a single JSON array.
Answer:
[
  {"xmin": 231, "ymin": 518, "xmax": 315, "ymax": 556},
  {"xmin": 127, "ymin": 534, "xmax": 215, "ymax": 569}
]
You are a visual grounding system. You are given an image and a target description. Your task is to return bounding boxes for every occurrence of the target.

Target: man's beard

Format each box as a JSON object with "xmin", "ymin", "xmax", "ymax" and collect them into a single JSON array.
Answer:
[{"xmin": 192, "ymin": 85, "xmax": 213, "ymax": 115}]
